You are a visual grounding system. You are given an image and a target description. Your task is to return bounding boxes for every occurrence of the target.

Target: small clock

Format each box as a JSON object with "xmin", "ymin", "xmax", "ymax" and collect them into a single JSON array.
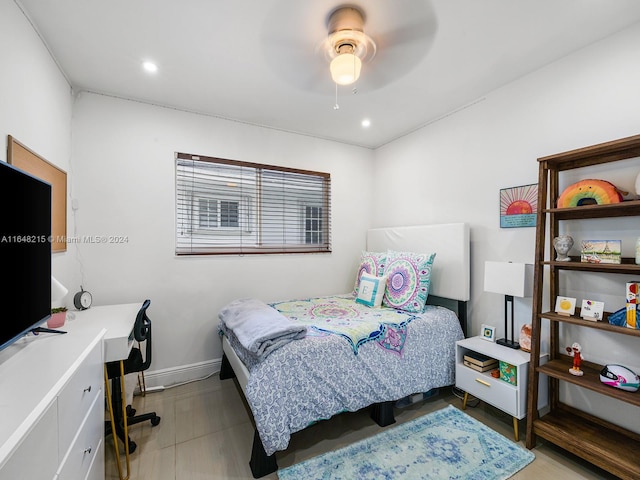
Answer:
[{"xmin": 73, "ymin": 287, "xmax": 93, "ymax": 310}]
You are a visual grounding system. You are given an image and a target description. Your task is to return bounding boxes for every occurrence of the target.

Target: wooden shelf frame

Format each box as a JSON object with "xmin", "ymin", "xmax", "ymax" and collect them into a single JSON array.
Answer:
[{"xmin": 525, "ymin": 133, "xmax": 640, "ymax": 480}]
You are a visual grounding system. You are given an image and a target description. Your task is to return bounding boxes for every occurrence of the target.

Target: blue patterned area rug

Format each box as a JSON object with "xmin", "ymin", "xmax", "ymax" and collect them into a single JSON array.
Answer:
[{"xmin": 278, "ymin": 405, "xmax": 535, "ymax": 480}]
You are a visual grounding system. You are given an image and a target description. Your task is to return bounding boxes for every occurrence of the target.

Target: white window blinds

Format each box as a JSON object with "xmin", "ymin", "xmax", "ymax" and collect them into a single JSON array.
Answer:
[{"xmin": 175, "ymin": 153, "xmax": 331, "ymax": 255}]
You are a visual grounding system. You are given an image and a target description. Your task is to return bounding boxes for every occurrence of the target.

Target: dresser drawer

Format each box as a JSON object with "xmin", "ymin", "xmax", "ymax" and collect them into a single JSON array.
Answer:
[
  {"xmin": 57, "ymin": 338, "xmax": 103, "ymax": 453},
  {"xmin": 57, "ymin": 392, "xmax": 104, "ymax": 480},
  {"xmin": 456, "ymin": 364, "xmax": 519, "ymax": 417},
  {"xmin": 83, "ymin": 439, "xmax": 104, "ymax": 480},
  {"xmin": 1, "ymin": 400, "xmax": 58, "ymax": 480}
]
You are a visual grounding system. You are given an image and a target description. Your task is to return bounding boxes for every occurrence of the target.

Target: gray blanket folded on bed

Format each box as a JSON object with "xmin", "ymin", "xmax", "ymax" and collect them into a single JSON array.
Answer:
[{"xmin": 219, "ymin": 298, "xmax": 307, "ymax": 361}]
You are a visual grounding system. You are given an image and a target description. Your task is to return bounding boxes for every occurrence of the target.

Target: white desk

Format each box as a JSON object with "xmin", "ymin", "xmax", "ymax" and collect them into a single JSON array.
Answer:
[{"xmin": 71, "ymin": 303, "xmax": 140, "ymax": 362}]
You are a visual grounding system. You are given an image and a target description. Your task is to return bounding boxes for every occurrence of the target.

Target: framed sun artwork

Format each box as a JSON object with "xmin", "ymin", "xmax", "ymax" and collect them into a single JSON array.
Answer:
[{"xmin": 500, "ymin": 183, "xmax": 538, "ymax": 228}]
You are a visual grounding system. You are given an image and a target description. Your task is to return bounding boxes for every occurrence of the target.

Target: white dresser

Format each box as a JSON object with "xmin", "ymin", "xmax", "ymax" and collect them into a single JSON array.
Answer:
[{"xmin": 0, "ymin": 320, "xmax": 106, "ymax": 480}]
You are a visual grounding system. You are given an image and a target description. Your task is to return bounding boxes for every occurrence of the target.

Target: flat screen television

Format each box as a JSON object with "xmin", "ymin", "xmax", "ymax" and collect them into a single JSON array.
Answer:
[{"xmin": 0, "ymin": 160, "xmax": 52, "ymax": 351}]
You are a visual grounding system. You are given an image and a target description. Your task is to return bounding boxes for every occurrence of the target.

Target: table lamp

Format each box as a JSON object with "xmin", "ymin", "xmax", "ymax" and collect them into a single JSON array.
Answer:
[
  {"xmin": 51, "ymin": 275, "xmax": 68, "ymax": 308},
  {"xmin": 484, "ymin": 261, "xmax": 533, "ymax": 349}
]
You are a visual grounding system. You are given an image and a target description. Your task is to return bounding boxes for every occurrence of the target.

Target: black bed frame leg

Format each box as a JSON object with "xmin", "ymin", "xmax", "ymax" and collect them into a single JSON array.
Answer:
[
  {"xmin": 249, "ymin": 429, "xmax": 277, "ymax": 478},
  {"xmin": 219, "ymin": 353, "xmax": 236, "ymax": 380},
  {"xmin": 371, "ymin": 401, "xmax": 396, "ymax": 427}
]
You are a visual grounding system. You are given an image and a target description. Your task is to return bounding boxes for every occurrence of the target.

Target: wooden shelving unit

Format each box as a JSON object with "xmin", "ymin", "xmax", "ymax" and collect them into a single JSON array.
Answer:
[{"xmin": 525, "ymin": 134, "xmax": 640, "ymax": 480}]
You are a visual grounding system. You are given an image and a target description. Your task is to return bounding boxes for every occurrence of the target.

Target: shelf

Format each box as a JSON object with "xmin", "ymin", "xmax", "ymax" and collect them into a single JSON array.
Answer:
[
  {"xmin": 544, "ymin": 199, "xmax": 640, "ymax": 219},
  {"xmin": 540, "ymin": 311, "xmax": 640, "ymax": 338},
  {"xmin": 532, "ymin": 405, "xmax": 640, "ymax": 480},
  {"xmin": 537, "ymin": 358, "xmax": 640, "ymax": 407},
  {"xmin": 526, "ymin": 134, "xmax": 640, "ymax": 474},
  {"xmin": 537, "ymin": 133, "xmax": 640, "ymax": 170},
  {"xmin": 541, "ymin": 258, "xmax": 640, "ymax": 274}
]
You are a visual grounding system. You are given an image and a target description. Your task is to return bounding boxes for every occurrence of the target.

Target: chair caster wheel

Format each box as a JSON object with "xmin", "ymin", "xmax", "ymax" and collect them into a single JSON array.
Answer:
[
  {"xmin": 151, "ymin": 416, "xmax": 161, "ymax": 426},
  {"xmin": 127, "ymin": 441, "xmax": 137, "ymax": 454}
]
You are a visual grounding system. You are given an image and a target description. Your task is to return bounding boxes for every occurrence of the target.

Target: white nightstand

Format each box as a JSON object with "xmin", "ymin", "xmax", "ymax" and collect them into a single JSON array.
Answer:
[{"xmin": 455, "ymin": 336, "xmax": 548, "ymax": 441}]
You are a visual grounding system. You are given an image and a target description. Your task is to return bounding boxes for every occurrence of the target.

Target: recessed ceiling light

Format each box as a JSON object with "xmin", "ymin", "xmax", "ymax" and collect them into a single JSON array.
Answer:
[
  {"xmin": 361, "ymin": 119, "xmax": 371, "ymax": 128},
  {"xmin": 142, "ymin": 61, "xmax": 158, "ymax": 73}
]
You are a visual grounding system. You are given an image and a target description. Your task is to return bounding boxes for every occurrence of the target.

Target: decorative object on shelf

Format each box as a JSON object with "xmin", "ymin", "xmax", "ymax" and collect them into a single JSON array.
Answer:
[
  {"xmin": 484, "ymin": 261, "xmax": 533, "ymax": 349},
  {"xmin": 519, "ymin": 324, "xmax": 532, "ymax": 352},
  {"xmin": 636, "ymin": 237, "xmax": 640, "ymax": 265},
  {"xmin": 490, "ymin": 368, "xmax": 500, "ymax": 378},
  {"xmin": 599, "ymin": 364, "xmax": 640, "ymax": 392},
  {"xmin": 580, "ymin": 239, "xmax": 621, "ymax": 264},
  {"xmin": 499, "ymin": 183, "xmax": 538, "ymax": 228},
  {"xmin": 557, "ymin": 179, "xmax": 623, "ymax": 208},
  {"xmin": 552, "ymin": 234, "xmax": 574, "ymax": 261},
  {"xmin": 627, "ymin": 282, "xmax": 640, "ymax": 329},
  {"xmin": 499, "ymin": 360, "xmax": 517, "ymax": 385},
  {"xmin": 580, "ymin": 299, "xmax": 604, "ymax": 321},
  {"xmin": 47, "ymin": 307, "xmax": 67, "ymax": 328},
  {"xmin": 554, "ymin": 296, "xmax": 576, "ymax": 316},
  {"xmin": 566, "ymin": 342, "xmax": 584, "ymax": 376},
  {"xmin": 481, "ymin": 324, "xmax": 496, "ymax": 342},
  {"xmin": 608, "ymin": 305, "xmax": 639, "ymax": 327}
]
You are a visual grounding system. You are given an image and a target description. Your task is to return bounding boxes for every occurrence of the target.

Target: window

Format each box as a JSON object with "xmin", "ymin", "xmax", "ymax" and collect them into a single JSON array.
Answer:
[{"xmin": 176, "ymin": 153, "xmax": 331, "ymax": 255}]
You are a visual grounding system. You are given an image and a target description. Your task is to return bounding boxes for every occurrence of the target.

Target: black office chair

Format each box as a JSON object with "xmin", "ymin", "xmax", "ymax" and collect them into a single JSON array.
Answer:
[{"xmin": 105, "ymin": 299, "xmax": 161, "ymax": 454}]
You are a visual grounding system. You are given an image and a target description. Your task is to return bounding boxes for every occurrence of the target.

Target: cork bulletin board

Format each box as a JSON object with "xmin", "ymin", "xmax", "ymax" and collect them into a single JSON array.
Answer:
[{"xmin": 7, "ymin": 135, "xmax": 67, "ymax": 252}]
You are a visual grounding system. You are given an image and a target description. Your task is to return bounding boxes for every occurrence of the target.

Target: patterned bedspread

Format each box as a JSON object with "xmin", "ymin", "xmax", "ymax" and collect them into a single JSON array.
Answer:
[
  {"xmin": 222, "ymin": 294, "xmax": 464, "ymax": 456},
  {"xmin": 271, "ymin": 295, "xmax": 420, "ymax": 355}
]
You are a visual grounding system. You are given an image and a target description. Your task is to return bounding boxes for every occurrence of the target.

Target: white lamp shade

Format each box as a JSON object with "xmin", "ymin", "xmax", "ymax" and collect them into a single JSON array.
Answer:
[
  {"xmin": 330, "ymin": 53, "xmax": 362, "ymax": 85},
  {"xmin": 51, "ymin": 275, "xmax": 68, "ymax": 304},
  {"xmin": 484, "ymin": 261, "xmax": 533, "ymax": 298}
]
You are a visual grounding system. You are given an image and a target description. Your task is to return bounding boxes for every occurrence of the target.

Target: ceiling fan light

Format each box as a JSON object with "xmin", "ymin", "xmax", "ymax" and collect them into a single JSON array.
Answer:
[{"xmin": 330, "ymin": 53, "xmax": 362, "ymax": 85}]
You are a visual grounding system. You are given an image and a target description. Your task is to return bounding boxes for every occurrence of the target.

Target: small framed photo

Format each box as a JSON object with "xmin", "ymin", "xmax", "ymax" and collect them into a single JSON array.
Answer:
[
  {"xmin": 580, "ymin": 299, "xmax": 605, "ymax": 321},
  {"xmin": 555, "ymin": 296, "xmax": 577, "ymax": 316},
  {"xmin": 481, "ymin": 324, "xmax": 496, "ymax": 342}
]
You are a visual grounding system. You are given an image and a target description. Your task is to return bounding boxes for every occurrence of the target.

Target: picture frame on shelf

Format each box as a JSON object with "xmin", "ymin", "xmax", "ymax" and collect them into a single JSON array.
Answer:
[
  {"xmin": 555, "ymin": 296, "xmax": 577, "ymax": 316},
  {"xmin": 481, "ymin": 324, "xmax": 496, "ymax": 342},
  {"xmin": 580, "ymin": 299, "xmax": 604, "ymax": 321},
  {"xmin": 580, "ymin": 240, "xmax": 621, "ymax": 264}
]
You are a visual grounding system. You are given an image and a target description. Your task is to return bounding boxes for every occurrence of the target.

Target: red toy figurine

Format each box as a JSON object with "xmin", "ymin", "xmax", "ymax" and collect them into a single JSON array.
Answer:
[{"xmin": 566, "ymin": 342, "xmax": 584, "ymax": 376}]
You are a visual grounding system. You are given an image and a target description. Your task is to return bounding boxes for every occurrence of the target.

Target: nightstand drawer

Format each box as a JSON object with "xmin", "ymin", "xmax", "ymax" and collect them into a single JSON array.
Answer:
[{"xmin": 456, "ymin": 364, "xmax": 518, "ymax": 417}]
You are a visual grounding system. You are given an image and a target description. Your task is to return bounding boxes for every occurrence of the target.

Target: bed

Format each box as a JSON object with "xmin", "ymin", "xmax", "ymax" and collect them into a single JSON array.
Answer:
[{"xmin": 218, "ymin": 223, "xmax": 470, "ymax": 478}]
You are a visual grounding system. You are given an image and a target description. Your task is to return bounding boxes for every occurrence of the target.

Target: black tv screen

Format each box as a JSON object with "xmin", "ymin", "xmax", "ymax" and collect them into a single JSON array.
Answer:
[{"xmin": 0, "ymin": 161, "xmax": 52, "ymax": 351}]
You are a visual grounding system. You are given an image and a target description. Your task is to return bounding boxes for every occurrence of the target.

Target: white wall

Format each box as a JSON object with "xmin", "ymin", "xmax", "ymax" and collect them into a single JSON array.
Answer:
[
  {"xmin": 373, "ymin": 23, "xmax": 640, "ymax": 432},
  {"xmin": 0, "ymin": 1, "xmax": 74, "ymax": 293},
  {"xmin": 69, "ymin": 93, "xmax": 374, "ymax": 382},
  {"xmin": 5, "ymin": 0, "xmax": 640, "ymax": 433}
]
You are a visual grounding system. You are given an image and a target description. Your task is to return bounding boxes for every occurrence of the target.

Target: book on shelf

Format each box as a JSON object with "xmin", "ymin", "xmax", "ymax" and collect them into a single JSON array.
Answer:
[
  {"xmin": 463, "ymin": 351, "xmax": 498, "ymax": 367},
  {"xmin": 463, "ymin": 359, "xmax": 498, "ymax": 372}
]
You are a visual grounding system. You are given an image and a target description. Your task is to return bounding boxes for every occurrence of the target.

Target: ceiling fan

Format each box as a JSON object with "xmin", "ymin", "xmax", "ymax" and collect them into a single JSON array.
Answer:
[
  {"xmin": 321, "ymin": 6, "xmax": 377, "ymax": 86},
  {"xmin": 260, "ymin": 0, "xmax": 438, "ymax": 94}
]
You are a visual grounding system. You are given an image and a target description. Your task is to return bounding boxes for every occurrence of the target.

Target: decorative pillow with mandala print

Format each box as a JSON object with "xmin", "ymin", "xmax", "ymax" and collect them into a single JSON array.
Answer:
[
  {"xmin": 383, "ymin": 250, "xmax": 436, "ymax": 313},
  {"xmin": 353, "ymin": 251, "xmax": 387, "ymax": 294}
]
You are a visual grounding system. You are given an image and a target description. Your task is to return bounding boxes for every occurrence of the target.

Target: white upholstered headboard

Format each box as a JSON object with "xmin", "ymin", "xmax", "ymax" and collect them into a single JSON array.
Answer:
[{"xmin": 366, "ymin": 223, "xmax": 470, "ymax": 302}]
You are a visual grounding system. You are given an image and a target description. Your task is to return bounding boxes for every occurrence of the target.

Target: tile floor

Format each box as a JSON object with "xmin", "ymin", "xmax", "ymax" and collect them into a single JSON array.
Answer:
[{"xmin": 105, "ymin": 374, "xmax": 617, "ymax": 479}]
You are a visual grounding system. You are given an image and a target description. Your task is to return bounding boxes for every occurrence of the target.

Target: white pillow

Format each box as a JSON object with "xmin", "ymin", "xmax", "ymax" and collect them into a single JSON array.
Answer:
[{"xmin": 355, "ymin": 273, "xmax": 387, "ymax": 308}]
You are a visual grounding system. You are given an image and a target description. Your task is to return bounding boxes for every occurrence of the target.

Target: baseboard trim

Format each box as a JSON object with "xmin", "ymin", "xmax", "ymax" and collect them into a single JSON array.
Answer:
[{"xmin": 138, "ymin": 358, "xmax": 222, "ymax": 390}]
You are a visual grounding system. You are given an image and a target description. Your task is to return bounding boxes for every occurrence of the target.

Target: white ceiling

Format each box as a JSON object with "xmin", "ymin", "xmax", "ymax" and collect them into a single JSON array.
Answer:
[{"xmin": 16, "ymin": 0, "xmax": 640, "ymax": 149}]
